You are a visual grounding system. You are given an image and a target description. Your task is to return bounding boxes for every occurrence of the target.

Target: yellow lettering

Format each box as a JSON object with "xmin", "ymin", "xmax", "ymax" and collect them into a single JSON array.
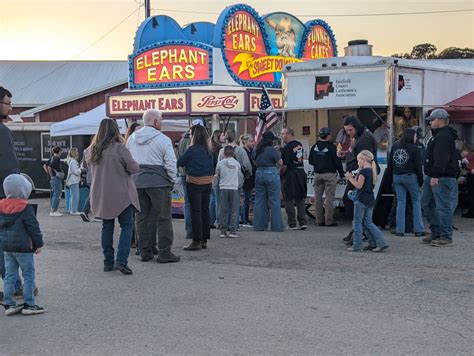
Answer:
[
  {"xmin": 188, "ymin": 50, "xmax": 197, "ymax": 64},
  {"xmin": 159, "ymin": 66, "xmax": 170, "ymax": 80},
  {"xmin": 147, "ymin": 67, "xmax": 156, "ymax": 81},
  {"xmin": 172, "ymin": 65, "xmax": 183, "ymax": 79},
  {"xmin": 251, "ymin": 37, "xmax": 256, "ymax": 52},
  {"xmin": 184, "ymin": 65, "xmax": 194, "ymax": 79},
  {"xmin": 152, "ymin": 51, "xmax": 160, "ymax": 66},
  {"xmin": 160, "ymin": 50, "xmax": 168, "ymax": 62},
  {"xmin": 169, "ymin": 49, "xmax": 177, "ymax": 63},
  {"xmin": 136, "ymin": 57, "xmax": 144, "ymax": 70}
]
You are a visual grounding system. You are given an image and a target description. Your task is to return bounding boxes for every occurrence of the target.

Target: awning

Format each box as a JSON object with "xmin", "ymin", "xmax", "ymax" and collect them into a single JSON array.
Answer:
[{"xmin": 445, "ymin": 91, "xmax": 474, "ymax": 124}]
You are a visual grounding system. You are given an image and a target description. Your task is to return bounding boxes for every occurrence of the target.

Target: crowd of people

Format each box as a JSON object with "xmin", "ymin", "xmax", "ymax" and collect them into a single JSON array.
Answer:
[{"xmin": 1, "ymin": 84, "xmax": 473, "ymax": 317}]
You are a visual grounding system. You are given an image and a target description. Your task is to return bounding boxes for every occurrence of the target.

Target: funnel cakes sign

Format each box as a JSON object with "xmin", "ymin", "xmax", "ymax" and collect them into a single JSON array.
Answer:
[{"xmin": 129, "ymin": 4, "xmax": 337, "ymax": 89}]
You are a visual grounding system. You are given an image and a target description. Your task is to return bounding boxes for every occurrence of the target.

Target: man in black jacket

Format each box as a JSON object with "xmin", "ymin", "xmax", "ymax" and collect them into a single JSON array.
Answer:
[
  {"xmin": 0, "ymin": 87, "xmax": 23, "ymax": 301},
  {"xmin": 0, "ymin": 87, "xmax": 19, "ymax": 199},
  {"xmin": 309, "ymin": 127, "xmax": 344, "ymax": 226},
  {"xmin": 421, "ymin": 109, "xmax": 459, "ymax": 247}
]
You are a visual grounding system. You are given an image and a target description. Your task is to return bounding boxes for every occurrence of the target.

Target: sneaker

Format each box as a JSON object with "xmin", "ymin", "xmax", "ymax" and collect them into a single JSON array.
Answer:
[
  {"xmin": 363, "ymin": 245, "xmax": 376, "ymax": 251},
  {"xmin": 115, "ymin": 264, "xmax": 133, "ymax": 274},
  {"xmin": 49, "ymin": 211, "xmax": 63, "ymax": 217},
  {"xmin": 288, "ymin": 226, "xmax": 298, "ymax": 230},
  {"xmin": 414, "ymin": 232, "xmax": 426, "ymax": 237},
  {"xmin": 80, "ymin": 212, "xmax": 91, "ymax": 222},
  {"xmin": 210, "ymin": 224, "xmax": 217, "ymax": 229},
  {"xmin": 228, "ymin": 233, "xmax": 239, "ymax": 238},
  {"xmin": 371, "ymin": 245, "xmax": 389, "ymax": 252},
  {"xmin": 103, "ymin": 264, "xmax": 114, "ymax": 272},
  {"xmin": 431, "ymin": 239, "xmax": 452, "ymax": 247},
  {"xmin": 422, "ymin": 236, "xmax": 433, "ymax": 244},
  {"xmin": 93, "ymin": 217, "xmax": 102, "ymax": 222},
  {"xmin": 242, "ymin": 223, "xmax": 253, "ymax": 228},
  {"xmin": 395, "ymin": 233, "xmax": 404, "ymax": 237},
  {"xmin": 220, "ymin": 233, "xmax": 227, "ymax": 238},
  {"xmin": 342, "ymin": 231, "xmax": 353, "ymax": 242},
  {"xmin": 299, "ymin": 225, "xmax": 307, "ymax": 230},
  {"xmin": 21, "ymin": 304, "xmax": 45, "ymax": 315},
  {"xmin": 156, "ymin": 253, "xmax": 181, "ymax": 263},
  {"xmin": 5, "ymin": 304, "xmax": 23, "ymax": 316},
  {"xmin": 347, "ymin": 247, "xmax": 363, "ymax": 252},
  {"xmin": 0, "ymin": 291, "xmax": 3, "ymax": 302}
]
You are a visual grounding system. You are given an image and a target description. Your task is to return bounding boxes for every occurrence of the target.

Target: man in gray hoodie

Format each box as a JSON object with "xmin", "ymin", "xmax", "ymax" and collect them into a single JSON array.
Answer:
[{"xmin": 127, "ymin": 109, "xmax": 180, "ymax": 263}]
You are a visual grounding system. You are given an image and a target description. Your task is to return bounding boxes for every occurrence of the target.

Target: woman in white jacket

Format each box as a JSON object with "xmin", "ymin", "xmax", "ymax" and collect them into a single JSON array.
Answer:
[{"xmin": 66, "ymin": 148, "xmax": 82, "ymax": 215}]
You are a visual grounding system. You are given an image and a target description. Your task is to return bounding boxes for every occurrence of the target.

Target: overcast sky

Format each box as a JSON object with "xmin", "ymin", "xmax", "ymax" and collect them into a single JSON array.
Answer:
[{"xmin": 0, "ymin": 0, "xmax": 473, "ymax": 60}]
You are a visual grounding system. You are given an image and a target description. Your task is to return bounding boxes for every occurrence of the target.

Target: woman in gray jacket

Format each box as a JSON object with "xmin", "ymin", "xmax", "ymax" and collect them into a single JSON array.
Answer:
[{"xmin": 85, "ymin": 119, "xmax": 140, "ymax": 275}]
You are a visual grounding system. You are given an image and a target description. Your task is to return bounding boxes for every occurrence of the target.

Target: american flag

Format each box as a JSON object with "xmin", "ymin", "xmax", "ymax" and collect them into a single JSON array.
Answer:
[{"xmin": 255, "ymin": 87, "xmax": 278, "ymax": 142}]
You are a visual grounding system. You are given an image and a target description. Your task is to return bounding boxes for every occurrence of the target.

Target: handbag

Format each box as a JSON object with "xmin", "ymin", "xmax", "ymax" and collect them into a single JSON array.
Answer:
[{"xmin": 54, "ymin": 170, "xmax": 65, "ymax": 179}]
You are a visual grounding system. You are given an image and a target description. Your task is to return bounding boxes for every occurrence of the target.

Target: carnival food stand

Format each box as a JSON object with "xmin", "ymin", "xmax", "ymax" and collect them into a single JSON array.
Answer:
[{"xmin": 106, "ymin": 3, "xmax": 338, "ymax": 133}]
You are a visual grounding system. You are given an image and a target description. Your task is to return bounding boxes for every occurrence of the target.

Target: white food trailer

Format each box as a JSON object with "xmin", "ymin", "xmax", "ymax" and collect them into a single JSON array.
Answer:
[{"xmin": 281, "ymin": 46, "xmax": 474, "ymax": 223}]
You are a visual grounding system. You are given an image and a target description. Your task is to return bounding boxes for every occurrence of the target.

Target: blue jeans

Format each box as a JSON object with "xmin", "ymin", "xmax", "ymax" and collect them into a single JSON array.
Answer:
[
  {"xmin": 50, "ymin": 176, "xmax": 62, "ymax": 211},
  {"xmin": 209, "ymin": 186, "xmax": 219, "ymax": 226},
  {"xmin": 241, "ymin": 190, "xmax": 253, "ymax": 223},
  {"xmin": 181, "ymin": 176, "xmax": 193, "ymax": 238},
  {"xmin": 68, "ymin": 183, "xmax": 80, "ymax": 213},
  {"xmin": 0, "ymin": 251, "xmax": 22, "ymax": 292},
  {"xmin": 3, "ymin": 252, "xmax": 35, "ymax": 306},
  {"xmin": 393, "ymin": 174, "xmax": 424, "ymax": 234},
  {"xmin": 254, "ymin": 167, "xmax": 283, "ymax": 232},
  {"xmin": 101, "ymin": 205, "xmax": 134, "ymax": 267},
  {"xmin": 421, "ymin": 176, "xmax": 457, "ymax": 241},
  {"xmin": 353, "ymin": 201, "xmax": 387, "ymax": 250}
]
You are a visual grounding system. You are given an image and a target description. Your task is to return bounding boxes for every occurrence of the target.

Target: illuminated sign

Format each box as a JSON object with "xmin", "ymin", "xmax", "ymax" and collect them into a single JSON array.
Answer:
[
  {"xmin": 106, "ymin": 91, "xmax": 188, "ymax": 117},
  {"xmin": 248, "ymin": 91, "xmax": 283, "ymax": 112},
  {"xmin": 216, "ymin": 4, "xmax": 337, "ymax": 88},
  {"xmin": 300, "ymin": 21, "xmax": 337, "ymax": 60},
  {"xmin": 130, "ymin": 5, "xmax": 337, "ymax": 89},
  {"xmin": 191, "ymin": 91, "xmax": 246, "ymax": 114},
  {"xmin": 129, "ymin": 41, "xmax": 212, "ymax": 89}
]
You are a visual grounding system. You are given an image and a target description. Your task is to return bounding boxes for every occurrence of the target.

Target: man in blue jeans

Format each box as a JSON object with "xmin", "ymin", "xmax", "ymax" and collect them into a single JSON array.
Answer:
[{"xmin": 421, "ymin": 109, "xmax": 459, "ymax": 247}]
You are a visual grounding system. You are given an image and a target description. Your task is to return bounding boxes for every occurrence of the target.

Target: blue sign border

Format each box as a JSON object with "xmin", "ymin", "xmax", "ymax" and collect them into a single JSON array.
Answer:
[{"xmin": 215, "ymin": 4, "xmax": 280, "ymax": 88}]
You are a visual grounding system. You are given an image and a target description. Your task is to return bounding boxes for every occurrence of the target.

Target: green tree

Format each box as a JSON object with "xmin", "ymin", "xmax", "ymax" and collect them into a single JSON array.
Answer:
[
  {"xmin": 438, "ymin": 47, "xmax": 474, "ymax": 59},
  {"xmin": 410, "ymin": 43, "xmax": 437, "ymax": 59}
]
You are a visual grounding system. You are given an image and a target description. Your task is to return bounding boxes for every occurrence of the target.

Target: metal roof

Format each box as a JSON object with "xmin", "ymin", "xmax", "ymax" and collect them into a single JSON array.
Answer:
[
  {"xmin": 0, "ymin": 61, "xmax": 128, "ymax": 107},
  {"xmin": 283, "ymin": 56, "xmax": 474, "ymax": 74}
]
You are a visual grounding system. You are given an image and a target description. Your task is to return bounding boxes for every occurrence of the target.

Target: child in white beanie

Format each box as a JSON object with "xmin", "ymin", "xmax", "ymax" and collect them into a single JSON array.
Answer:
[{"xmin": 0, "ymin": 174, "xmax": 45, "ymax": 315}]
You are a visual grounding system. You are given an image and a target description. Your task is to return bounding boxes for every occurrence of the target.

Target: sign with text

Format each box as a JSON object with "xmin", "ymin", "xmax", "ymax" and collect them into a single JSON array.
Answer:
[
  {"xmin": 286, "ymin": 69, "xmax": 387, "ymax": 109},
  {"xmin": 396, "ymin": 70, "xmax": 423, "ymax": 106},
  {"xmin": 301, "ymin": 22, "xmax": 336, "ymax": 60},
  {"xmin": 130, "ymin": 43, "xmax": 212, "ymax": 89},
  {"xmin": 41, "ymin": 133, "xmax": 72, "ymax": 161},
  {"xmin": 106, "ymin": 92, "xmax": 188, "ymax": 117},
  {"xmin": 248, "ymin": 91, "xmax": 283, "ymax": 112},
  {"xmin": 190, "ymin": 91, "xmax": 246, "ymax": 114}
]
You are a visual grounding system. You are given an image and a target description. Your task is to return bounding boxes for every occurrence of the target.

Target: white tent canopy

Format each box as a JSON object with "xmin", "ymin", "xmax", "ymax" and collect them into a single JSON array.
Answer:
[{"xmin": 50, "ymin": 103, "xmax": 190, "ymax": 137}]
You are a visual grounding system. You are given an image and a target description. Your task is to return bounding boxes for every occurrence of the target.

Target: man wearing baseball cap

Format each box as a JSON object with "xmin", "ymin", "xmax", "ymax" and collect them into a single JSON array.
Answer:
[
  {"xmin": 421, "ymin": 108, "xmax": 459, "ymax": 247},
  {"xmin": 309, "ymin": 127, "xmax": 344, "ymax": 227}
]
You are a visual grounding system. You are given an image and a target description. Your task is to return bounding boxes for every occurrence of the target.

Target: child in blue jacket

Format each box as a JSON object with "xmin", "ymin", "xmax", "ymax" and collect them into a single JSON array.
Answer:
[{"xmin": 0, "ymin": 174, "xmax": 45, "ymax": 315}]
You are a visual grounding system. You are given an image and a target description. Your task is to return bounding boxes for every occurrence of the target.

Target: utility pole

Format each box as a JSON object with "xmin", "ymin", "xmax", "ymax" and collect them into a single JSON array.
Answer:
[{"xmin": 145, "ymin": 0, "xmax": 151, "ymax": 18}]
